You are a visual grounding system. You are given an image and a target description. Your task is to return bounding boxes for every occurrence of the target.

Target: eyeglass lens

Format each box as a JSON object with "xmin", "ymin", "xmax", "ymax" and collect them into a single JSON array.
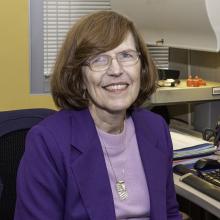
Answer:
[{"xmin": 89, "ymin": 50, "xmax": 139, "ymax": 71}]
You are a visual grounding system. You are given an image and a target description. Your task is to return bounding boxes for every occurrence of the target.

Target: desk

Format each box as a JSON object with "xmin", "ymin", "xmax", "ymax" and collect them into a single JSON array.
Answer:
[{"xmin": 174, "ymin": 173, "xmax": 220, "ymax": 218}]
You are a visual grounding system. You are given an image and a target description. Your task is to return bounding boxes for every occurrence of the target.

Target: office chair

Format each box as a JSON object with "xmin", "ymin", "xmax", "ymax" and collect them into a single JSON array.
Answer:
[{"xmin": 0, "ymin": 108, "xmax": 56, "ymax": 220}]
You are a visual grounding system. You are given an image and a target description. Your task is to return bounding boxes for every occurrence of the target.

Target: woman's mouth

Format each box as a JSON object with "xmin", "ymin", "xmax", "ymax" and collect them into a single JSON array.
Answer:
[{"xmin": 103, "ymin": 83, "xmax": 129, "ymax": 92}]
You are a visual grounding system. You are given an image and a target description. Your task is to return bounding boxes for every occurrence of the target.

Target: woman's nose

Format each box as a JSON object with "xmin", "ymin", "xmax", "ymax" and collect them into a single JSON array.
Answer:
[{"xmin": 107, "ymin": 58, "xmax": 123, "ymax": 76}]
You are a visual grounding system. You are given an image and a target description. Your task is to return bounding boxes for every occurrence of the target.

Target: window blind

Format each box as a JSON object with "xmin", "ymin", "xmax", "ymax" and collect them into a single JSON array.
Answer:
[
  {"xmin": 148, "ymin": 45, "xmax": 169, "ymax": 69},
  {"xmin": 43, "ymin": 0, "xmax": 111, "ymax": 77}
]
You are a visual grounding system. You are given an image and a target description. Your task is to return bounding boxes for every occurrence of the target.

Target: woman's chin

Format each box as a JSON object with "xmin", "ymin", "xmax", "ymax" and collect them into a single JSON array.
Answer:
[{"xmin": 103, "ymin": 104, "xmax": 131, "ymax": 114}]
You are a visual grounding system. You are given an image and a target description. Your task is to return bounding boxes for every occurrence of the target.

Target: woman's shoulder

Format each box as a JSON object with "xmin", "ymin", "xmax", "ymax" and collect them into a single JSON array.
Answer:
[
  {"xmin": 26, "ymin": 109, "xmax": 87, "ymax": 154},
  {"xmin": 132, "ymin": 107, "xmax": 166, "ymax": 125},
  {"xmin": 133, "ymin": 108, "xmax": 172, "ymax": 154},
  {"xmin": 29, "ymin": 109, "xmax": 84, "ymax": 138},
  {"xmin": 132, "ymin": 108, "xmax": 169, "ymax": 138},
  {"xmin": 37, "ymin": 109, "xmax": 73, "ymax": 129}
]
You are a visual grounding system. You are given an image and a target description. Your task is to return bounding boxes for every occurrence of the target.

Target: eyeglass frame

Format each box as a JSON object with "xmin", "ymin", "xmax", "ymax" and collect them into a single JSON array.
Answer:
[{"xmin": 83, "ymin": 50, "xmax": 141, "ymax": 72}]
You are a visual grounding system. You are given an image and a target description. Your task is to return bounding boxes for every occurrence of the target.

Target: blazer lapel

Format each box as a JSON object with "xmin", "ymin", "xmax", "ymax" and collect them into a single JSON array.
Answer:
[
  {"xmin": 69, "ymin": 109, "xmax": 116, "ymax": 220},
  {"xmin": 132, "ymin": 110, "xmax": 168, "ymax": 220}
]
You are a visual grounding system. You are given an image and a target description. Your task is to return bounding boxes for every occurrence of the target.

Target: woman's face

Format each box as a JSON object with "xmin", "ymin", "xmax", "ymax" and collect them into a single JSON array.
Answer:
[{"xmin": 82, "ymin": 32, "xmax": 141, "ymax": 114}]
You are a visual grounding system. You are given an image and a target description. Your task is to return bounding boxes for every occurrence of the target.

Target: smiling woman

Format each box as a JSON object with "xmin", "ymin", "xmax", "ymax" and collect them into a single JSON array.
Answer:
[
  {"xmin": 14, "ymin": 11, "xmax": 182, "ymax": 220},
  {"xmin": 50, "ymin": 11, "xmax": 157, "ymax": 111},
  {"xmin": 82, "ymin": 33, "xmax": 141, "ymax": 128}
]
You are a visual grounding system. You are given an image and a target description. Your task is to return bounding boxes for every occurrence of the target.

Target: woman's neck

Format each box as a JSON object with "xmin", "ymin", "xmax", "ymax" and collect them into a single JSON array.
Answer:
[{"xmin": 89, "ymin": 105, "xmax": 126, "ymax": 134}]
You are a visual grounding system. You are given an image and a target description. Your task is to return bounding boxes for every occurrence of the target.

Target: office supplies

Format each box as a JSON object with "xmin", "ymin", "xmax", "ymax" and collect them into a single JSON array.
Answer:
[
  {"xmin": 173, "ymin": 144, "xmax": 217, "ymax": 160},
  {"xmin": 171, "ymin": 130, "xmax": 211, "ymax": 150},
  {"xmin": 193, "ymin": 158, "xmax": 220, "ymax": 170},
  {"xmin": 186, "ymin": 75, "xmax": 206, "ymax": 87}
]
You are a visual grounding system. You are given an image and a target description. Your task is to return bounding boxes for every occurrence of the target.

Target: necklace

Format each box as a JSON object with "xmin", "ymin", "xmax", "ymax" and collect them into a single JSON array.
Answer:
[
  {"xmin": 104, "ymin": 146, "xmax": 128, "ymax": 200},
  {"xmin": 99, "ymin": 123, "xmax": 128, "ymax": 201}
]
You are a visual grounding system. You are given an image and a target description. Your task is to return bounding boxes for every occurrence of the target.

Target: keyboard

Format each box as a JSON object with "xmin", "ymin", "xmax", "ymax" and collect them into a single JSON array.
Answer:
[
  {"xmin": 179, "ymin": 173, "xmax": 220, "ymax": 202},
  {"xmin": 173, "ymin": 164, "xmax": 220, "ymax": 201},
  {"xmin": 199, "ymin": 169, "xmax": 220, "ymax": 187}
]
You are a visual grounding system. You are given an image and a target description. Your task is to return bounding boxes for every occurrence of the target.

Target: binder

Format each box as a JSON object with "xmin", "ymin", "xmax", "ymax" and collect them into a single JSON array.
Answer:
[
  {"xmin": 173, "ymin": 144, "xmax": 217, "ymax": 160},
  {"xmin": 170, "ymin": 131, "xmax": 217, "ymax": 160}
]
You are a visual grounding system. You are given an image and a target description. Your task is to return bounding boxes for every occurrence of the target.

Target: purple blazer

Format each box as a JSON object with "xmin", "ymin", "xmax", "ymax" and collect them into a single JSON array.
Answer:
[{"xmin": 14, "ymin": 108, "xmax": 182, "ymax": 220}]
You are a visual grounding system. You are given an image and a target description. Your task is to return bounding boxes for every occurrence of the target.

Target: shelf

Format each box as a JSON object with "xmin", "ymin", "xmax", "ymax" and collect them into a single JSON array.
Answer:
[{"xmin": 150, "ymin": 80, "xmax": 220, "ymax": 104}]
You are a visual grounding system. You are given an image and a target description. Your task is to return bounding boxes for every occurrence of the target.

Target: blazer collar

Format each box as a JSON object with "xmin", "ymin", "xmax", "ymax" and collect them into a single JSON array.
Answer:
[{"xmin": 70, "ymin": 108, "xmax": 167, "ymax": 220}]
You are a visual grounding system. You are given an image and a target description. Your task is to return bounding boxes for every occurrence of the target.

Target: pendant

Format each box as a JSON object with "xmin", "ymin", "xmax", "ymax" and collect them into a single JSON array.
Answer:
[{"xmin": 116, "ymin": 180, "xmax": 128, "ymax": 200}]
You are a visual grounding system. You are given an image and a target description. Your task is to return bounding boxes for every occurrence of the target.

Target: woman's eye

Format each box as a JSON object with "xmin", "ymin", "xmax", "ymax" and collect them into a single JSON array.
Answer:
[
  {"xmin": 121, "ymin": 52, "xmax": 132, "ymax": 58},
  {"xmin": 118, "ymin": 50, "xmax": 138, "ymax": 62},
  {"xmin": 92, "ymin": 56, "xmax": 107, "ymax": 65},
  {"xmin": 119, "ymin": 51, "xmax": 137, "ymax": 61}
]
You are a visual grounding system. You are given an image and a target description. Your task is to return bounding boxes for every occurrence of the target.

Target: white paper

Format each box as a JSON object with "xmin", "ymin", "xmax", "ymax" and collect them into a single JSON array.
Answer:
[{"xmin": 170, "ymin": 131, "xmax": 211, "ymax": 151}]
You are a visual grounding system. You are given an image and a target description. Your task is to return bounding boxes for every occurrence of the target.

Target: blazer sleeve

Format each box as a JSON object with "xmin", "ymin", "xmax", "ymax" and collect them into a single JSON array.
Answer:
[
  {"xmin": 14, "ymin": 125, "xmax": 65, "ymax": 220},
  {"xmin": 161, "ymin": 120, "xmax": 182, "ymax": 220}
]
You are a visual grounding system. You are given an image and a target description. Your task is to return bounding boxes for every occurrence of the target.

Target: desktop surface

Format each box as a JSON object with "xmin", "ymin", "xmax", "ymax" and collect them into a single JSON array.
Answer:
[
  {"xmin": 173, "ymin": 155, "xmax": 220, "ymax": 218},
  {"xmin": 174, "ymin": 173, "xmax": 220, "ymax": 218}
]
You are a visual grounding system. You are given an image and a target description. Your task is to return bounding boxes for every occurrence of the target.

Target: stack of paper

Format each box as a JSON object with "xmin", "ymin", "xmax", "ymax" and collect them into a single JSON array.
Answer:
[{"xmin": 170, "ymin": 131, "xmax": 217, "ymax": 160}]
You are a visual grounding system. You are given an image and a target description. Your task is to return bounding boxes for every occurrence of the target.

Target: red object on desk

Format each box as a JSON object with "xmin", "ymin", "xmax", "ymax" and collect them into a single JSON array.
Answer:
[
  {"xmin": 193, "ymin": 75, "xmax": 200, "ymax": 87},
  {"xmin": 186, "ymin": 75, "xmax": 207, "ymax": 87},
  {"xmin": 186, "ymin": 75, "xmax": 194, "ymax": 87}
]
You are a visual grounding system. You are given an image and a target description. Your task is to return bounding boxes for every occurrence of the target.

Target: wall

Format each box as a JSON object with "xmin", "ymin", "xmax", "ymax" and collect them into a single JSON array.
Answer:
[
  {"xmin": 170, "ymin": 48, "xmax": 220, "ymax": 82},
  {"xmin": 0, "ymin": 0, "xmax": 56, "ymax": 111}
]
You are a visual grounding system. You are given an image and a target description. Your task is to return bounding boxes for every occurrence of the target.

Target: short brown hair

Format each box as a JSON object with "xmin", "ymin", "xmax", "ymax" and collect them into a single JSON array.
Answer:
[{"xmin": 51, "ymin": 10, "xmax": 157, "ymax": 109}]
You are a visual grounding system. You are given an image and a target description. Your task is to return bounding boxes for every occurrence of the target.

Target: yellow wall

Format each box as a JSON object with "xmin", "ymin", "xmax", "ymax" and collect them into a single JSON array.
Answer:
[{"xmin": 0, "ymin": 0, "xmax": 56, "ymax": 111}]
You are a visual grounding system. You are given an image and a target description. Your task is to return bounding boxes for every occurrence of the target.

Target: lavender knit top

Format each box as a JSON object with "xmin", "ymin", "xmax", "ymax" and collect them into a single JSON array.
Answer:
[{"xmin": 96, "ymin": 117, "xmax": 150, "ymax": 220}]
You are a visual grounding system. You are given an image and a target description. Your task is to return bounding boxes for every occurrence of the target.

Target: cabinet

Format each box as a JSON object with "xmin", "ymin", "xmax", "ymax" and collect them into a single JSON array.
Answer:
[{"xmin": 111, "ymin": 0, "xmax": 220, "ymax": 52}]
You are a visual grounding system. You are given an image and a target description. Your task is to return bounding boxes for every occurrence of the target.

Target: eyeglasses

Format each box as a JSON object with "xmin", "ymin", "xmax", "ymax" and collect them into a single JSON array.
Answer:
[{"xmin": 85, "ymin": 50, "xmax": 140, "ymax": 72}]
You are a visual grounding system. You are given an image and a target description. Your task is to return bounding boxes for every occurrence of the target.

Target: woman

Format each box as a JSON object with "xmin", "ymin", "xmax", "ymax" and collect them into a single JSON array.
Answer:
[{"xmin": 14, "ymin": 11, "xmax": 182, "ymax": 220}]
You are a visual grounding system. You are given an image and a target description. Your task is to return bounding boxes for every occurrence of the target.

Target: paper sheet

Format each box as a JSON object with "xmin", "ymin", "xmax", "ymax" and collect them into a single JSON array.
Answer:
[{"xmin": 170, "ymin": 131, "xmax": 211, "ymax": 150}]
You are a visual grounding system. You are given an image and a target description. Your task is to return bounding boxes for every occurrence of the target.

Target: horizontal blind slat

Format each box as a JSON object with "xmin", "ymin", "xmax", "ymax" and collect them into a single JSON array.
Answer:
[
  {"xmin": 43, "ymin": 0, "xmax": 111, "ymax": 76},
  {"xmin": 148, "ymin": 45, "xmax": 169, "ymax": 69}
]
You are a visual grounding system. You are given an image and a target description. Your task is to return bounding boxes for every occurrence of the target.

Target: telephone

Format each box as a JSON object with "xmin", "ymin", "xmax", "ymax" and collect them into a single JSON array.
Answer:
[
  {"xmin": 202, "ymin": 120, "xmax": 220, "ymax": 147},
  {"xmin": 193, "ymin": 158, "xmax": 220, "ymax": 170}
]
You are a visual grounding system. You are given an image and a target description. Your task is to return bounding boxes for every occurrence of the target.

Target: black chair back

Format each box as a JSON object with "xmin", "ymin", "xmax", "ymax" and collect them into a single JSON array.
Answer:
[{"xmin": 0, "ymin": 108, "xmax": 56, "ymax": 220}]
